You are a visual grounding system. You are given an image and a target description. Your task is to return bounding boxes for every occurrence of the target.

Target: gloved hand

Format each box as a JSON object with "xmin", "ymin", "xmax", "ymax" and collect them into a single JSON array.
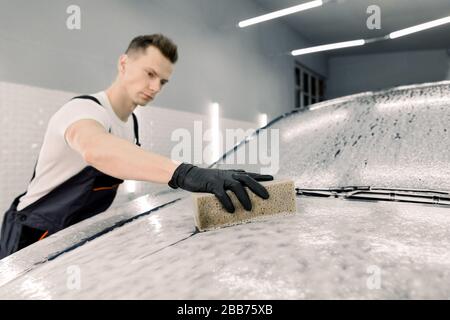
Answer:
[{"xmin": 168, "ymin": 163, "xmax": 273, "ymax": 213}]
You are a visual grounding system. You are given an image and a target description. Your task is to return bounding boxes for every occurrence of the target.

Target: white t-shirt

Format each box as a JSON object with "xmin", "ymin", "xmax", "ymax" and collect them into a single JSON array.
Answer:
[{"xmin": 17, "ymin": 91, "xmax": 136, "ymax": 211}]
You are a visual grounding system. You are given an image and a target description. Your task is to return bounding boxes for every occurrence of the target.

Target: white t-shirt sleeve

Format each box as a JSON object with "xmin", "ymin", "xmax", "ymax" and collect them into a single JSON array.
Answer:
[{"xmin": 50, "ymin": 99, "xmax": 111, "ymax": 146}]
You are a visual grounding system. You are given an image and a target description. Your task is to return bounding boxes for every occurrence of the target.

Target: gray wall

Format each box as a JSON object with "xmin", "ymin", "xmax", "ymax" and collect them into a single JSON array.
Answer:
[
  {"xmin": 327, "ymin": 49, "xmax": 450, "ymax": 99},
  {"xmin": 0, "ymin": 0, "xmax": 327, "ymax": 123}
]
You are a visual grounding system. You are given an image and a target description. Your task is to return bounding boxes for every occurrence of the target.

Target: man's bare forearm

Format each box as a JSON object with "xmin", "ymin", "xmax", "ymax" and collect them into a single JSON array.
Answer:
[{"xmin": 84, "ymin": 132, "xmax": 180, "ymax": 183}]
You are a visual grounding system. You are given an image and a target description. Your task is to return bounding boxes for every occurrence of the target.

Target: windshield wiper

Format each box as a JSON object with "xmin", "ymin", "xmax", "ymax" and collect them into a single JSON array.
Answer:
[{"xmin": 295, "ymin": 186, "xmax": 450, "ymax": 207}]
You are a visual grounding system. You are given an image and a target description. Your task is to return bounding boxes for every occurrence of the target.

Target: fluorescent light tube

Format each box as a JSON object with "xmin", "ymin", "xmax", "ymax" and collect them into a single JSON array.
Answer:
[
  {"xmin": 211, "ymin": 102, "xmax": 220, "ymax": 162},
  {"xmin": 389, "ymin": 16, "xmax": 450, "ymax": 39},
  {"xmin": 258, "ymin": 113, "xmax": 268, "ymax": 127},
  {"xmin": 291, "ymin": 39, "xmax": 365, "ymax": 56},
  {"xmin": 239, "ymin": 0, "xmax": 323, "ymax": 28}
]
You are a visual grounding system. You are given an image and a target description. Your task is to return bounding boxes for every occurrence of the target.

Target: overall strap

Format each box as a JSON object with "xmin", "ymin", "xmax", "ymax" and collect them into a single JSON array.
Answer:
[
  {"xmin": 132, "ymin": 113, "xmax": 141, "ymax": 147},
  {"xmin": 71, "ymin": 95, "xmax": 112, "ymax": 133},
  {"xmin": 71, "ymin": 95, "xmax": 102, "ymax": 106},
  {"xmin": 72, "ymin": 95, "xmax": 141, "ymax": 146}
]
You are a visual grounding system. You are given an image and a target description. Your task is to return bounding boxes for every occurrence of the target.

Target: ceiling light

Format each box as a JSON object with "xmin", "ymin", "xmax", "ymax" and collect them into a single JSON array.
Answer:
[
  {"xmin": 389, "ymin": 16, "xmax": 450, "ymax": 39},
  {"xmin": 238, "ymin": 0, "xmax": 323, "ymax": 28},
  {"xmin": 291, "ymin": 39, "xmax": 365, "ymax": 56}
]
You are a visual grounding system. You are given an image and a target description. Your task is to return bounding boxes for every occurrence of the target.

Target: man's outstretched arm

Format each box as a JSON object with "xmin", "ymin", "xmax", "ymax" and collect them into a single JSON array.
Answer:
[
  {"xmin": 65, "ymin": 119, "xmax": 273, "ymax": 212},
  {"xmin": 65, "ymin": 119, "xmax": 179, "ymax": 183}
]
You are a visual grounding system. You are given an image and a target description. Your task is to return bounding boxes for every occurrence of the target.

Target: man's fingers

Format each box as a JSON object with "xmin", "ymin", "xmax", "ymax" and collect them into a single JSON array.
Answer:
[
  {"xmin": 213, "ymin": 188, "xmax": 235, "ymax": 213},
  {"xmin": 228, "ymin": 169, "xmax": 273, "ymax": 182},
  {"xmin": 228, "ymin": 182, "xmax": 252, "ymax": 211},
  {"xmin": 253, "ymin": 174, "xmax": 274, "ymax": 181},
  {"xmin": 233, "ymin": 174, "xmax": 270, "ymax": 199},
  {"xmin": 243, "ymin": 172, "xmax": 274, "ymax": 182}
]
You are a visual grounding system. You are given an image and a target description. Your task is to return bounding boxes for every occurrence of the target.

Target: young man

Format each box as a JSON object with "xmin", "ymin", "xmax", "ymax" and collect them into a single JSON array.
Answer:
[{"xmin": 0, "ymin": 34, "xmax": 272, "ymax": 259}]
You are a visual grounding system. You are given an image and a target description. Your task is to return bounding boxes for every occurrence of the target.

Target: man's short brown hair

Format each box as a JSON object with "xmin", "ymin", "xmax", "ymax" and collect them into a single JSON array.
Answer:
[{"xmin": 125, "ymin": 34, "xmax": 178, "ymax": 63}]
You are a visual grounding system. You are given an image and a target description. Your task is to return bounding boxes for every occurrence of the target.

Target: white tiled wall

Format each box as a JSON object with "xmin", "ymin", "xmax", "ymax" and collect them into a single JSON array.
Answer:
[{"xmin": 0, "ymin": 82, "xmax": 257, "ymax": 222}]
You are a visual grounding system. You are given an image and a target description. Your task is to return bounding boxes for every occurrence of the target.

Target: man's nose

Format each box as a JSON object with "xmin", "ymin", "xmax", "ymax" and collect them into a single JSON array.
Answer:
[{"xmin": 149, "ymin": 78, "xmax": 161, "ymax": 93}]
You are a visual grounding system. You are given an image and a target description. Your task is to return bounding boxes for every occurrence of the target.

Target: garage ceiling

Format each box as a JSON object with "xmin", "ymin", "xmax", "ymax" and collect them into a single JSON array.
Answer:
[{"xmin": 252, "ymin": 0, "xmax": 450, "ymax": 56}]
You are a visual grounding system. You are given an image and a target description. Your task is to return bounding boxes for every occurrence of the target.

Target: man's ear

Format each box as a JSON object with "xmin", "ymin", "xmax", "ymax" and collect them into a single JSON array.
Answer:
[{"xmin": 118, "ymin": 54, "xmax": 128, "ymax": 75}]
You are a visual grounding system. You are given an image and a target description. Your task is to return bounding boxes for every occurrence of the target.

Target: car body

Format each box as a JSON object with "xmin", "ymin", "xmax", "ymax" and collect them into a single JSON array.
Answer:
[{"xmin": 0, "ymin": 81, "xmax": 449, "ymax": 299}]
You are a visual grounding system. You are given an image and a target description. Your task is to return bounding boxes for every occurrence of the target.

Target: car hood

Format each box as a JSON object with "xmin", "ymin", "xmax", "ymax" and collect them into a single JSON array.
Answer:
[{"xmin": 1, "ymin": 191, "xmax": 449, "ymax": 299}]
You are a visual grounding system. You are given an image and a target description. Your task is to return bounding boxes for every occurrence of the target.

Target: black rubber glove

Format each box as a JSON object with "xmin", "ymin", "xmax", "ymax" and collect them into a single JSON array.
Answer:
[{"xmin": 168, "ymin": 163, "xmax": 274, "ymax": 213}]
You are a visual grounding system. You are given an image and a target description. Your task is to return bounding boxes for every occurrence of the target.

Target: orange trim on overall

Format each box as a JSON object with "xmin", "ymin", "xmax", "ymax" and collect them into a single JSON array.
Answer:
[
  {"xmin": 39, "ymin": 230, "xmax": 49, "ymax": 241},
  {"xmin": 93, "ymin": 184, "xmax": 120, "ymax": 192}
]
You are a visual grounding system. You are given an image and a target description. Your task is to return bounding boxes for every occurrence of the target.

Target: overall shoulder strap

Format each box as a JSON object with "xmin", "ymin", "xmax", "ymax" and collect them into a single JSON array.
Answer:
[
  {"xmin": 132, "ymin": 113, "xmax": 141, "ymax": 147},
  {"xmin": 71, "ymin": 95, "xmax": 103, "ymax": 106},
  {"xmin": 73, "ymin": 95, "xmax": 140, "ymax": 146},
  {"xmin": 71, "ymin": 95, "xmax": 111, "ymax": 133}
]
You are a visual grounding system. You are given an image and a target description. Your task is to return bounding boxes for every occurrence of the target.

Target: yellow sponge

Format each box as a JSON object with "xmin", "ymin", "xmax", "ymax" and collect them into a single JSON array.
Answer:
[{"xmin": 192, "ymin": 179, "xmax": 296, "ymax": 231}]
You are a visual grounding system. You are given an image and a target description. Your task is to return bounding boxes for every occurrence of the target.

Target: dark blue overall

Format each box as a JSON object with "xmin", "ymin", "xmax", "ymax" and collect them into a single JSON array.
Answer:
[{"xmin": 0, "ymin": 95, "xmax": 141, "ymax": 259}]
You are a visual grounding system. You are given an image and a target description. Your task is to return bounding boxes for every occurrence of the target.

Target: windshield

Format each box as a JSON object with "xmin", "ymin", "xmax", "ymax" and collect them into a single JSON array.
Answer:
[{"xmin": 213, "ymin": 81, "xmax": 450, "ymax": 193}]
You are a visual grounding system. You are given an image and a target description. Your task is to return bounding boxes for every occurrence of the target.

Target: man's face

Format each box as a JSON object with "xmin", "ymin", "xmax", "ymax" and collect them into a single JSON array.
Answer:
[{"xmin": 119, "ymin": 46, "xmax": 173, "ymax": 106}]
